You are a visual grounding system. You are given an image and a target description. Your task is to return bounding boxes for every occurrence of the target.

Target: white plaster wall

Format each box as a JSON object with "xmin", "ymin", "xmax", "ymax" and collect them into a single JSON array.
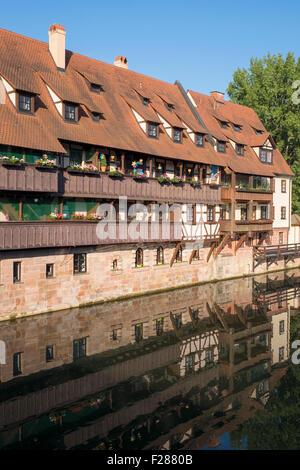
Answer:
[{"xmin": 273, "ymin": 177, "xmax": 291, "ymax": 229}]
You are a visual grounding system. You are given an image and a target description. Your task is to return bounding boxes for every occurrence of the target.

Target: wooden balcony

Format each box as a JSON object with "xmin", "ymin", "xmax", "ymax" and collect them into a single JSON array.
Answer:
[
  {"xmin": 220, "ymin": 219, "xmax": 273, "ymax": 234},
  {"xmin": 62, "ymin": 171, "xmax": 221, "ymax": 204},
  {"xmin": 0, "ymin": 163, "xmax": 59, "ymax": 193},
  {"xmin": 221, "ymin": 185, "xmax": 273, "ymax": 202},
  {"xmin": 0, "ymin": 221, "xmax": 182, "ymax": 251}
]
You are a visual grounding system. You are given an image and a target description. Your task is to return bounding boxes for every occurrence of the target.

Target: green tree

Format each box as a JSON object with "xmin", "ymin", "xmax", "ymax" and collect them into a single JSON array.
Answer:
[{"xmin": 227, "ymin": 53, "xmax": 300, "ymax": 213}]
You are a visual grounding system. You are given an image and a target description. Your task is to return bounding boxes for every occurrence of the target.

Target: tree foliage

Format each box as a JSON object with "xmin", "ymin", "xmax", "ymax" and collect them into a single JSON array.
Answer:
[{"xmin": 227, "ymin": 53, "xmax": 300, "ymax": 213}]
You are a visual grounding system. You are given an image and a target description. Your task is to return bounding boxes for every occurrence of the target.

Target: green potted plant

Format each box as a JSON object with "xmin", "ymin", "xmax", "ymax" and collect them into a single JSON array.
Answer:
[{"xmin": 99, "ymin": 153, "xmax": 107, "ymax": 172}]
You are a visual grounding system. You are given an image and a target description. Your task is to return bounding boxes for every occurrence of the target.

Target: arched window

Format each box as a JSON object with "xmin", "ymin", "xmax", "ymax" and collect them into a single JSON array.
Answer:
[
  {"xmin": 192, "ymin": 249, "xmax": 199, "ymax": 261},
  {"xmin": 157, "ymin": 246, "xmax": 164, "ymax": 265},
  {"xmin": 135, "ymin": 248, "xmax": 143, "ymax": 268},
  {"xmin": 175, "ymin": 245, "xmax": 183, "ymax": 263}
]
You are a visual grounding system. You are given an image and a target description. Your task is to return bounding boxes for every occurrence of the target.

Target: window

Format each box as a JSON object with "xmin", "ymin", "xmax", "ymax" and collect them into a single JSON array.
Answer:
[
  {"xmin": 192, "ymin": 250, "xmax": 200, "ymax": 261},
  {"xmin": 253, "ymin": 206, "xmax": 257, "ymax": 220},
  {"xmin": 236, "ymin": 144, "xmax": 244, "ymax": 156},
  {"xmin": 220, "ymin": 121, "xmax": 228, "ymax": 129},
  {"xmin": 261, "ymin": 205, "xmax": 268, "ymax": 220},
  {"xmin": 191, "ymin": 308, "xmax": 199, "ymax": 321},
  {"xmin": 173, "ymin": 313, "xmax": 182, "ymax": 329},
  {"xmin": 196, "ymin": 133, "xmax": 204, "ymax": 147},
  {"xmin": 279, "ymin": 320, "xmax": 285, "ymax": 335},
  {"xmin": 156, "ymin": 317, "xmax": 164, "ymax": 336},
  {"xmin": 91, "ymin": 112, "xmax": 101, "ymax": 122},
  {"xmin": 217, "ymin": 141, "xmax": 226, "ymax": 153},
  {"xmin": 73, "ymin": 337, "xmax": 87, "ymax": 360},
  {"xmin": 187, "ymin": 204, "xmax": 196, "ymax": 224},
  {"xmin": 135, "ymin": 248, "xmax": 143, "ymax": 268},
  {"xmin": 259, "ymin": 148, "xmax": 272, "ymax": 163},
  {"xmin": 207, "ymin": 206, "xmax": 214, "ymax": 222},
  {"xmin": 112, "ymin": 259, "xmax": 118, "ymax": 271},
  {"xmin": 46, "ymin": 345, "xmax": 54, "ymax": 362},
  {"xmin": 65, "ymin": 103, "xmax": 77, "ymax": 121},
  {"xmin": 148, "ymin": 123, "xmax": 158, "ymax": 138},
  {"xmin": 73, "ymin": 253, "xmax": 87, "ymax": 274},
  {"xmin": 143, "ymin": 97, "xmax": 150, "ymax": 106},
  {"xmin": 173, "ymin": 128, "xmax": 182, "ymax": 143},
  {"xmin": 281, "ymin": 207, "xmax": 286, "ymax": 220},
  {"xmin": 241, "ymin": 207, "xmax": 248, "ymax": 220},
  {"xmin": 279, "ymin": 346, "xmax": 284, "ymax": 361},
  {"xmin": 135, "ymin": 323, "xmax": 143, "ymax": 342},
  {"xmin": 46, "ymin": 263, "xmax": 54, "ymax": 278},
  {"xmin": 175, "ymin": 245, "xmax": 183, "ymax": 263},
  {"xmin": 233, "ymin": 124, "xmax": 241, "ymax": 132},
  {"xmin": 112, "ymin": 329, "xmax": 118, "ymax": 341},
  {"xmin": 185, "ymin": 354, "xmax": 195, "ymax": 374},
  {"xmin": 156, "ymin": 246, "xmax": 164, "ymax": 265},
  {"xmin": 90, "ymin": 83, "xmax": 101, "ymax": 94},
  {"xmin": 13, "ymin": 352, "xmax": 22, "ymax": 376},
  {"xmin": 255, "ymin": 129, "xmax": 263, "ymax": 135},
  {"xmin": 279, "ymin": 232, "xmax": 284, "ymax": 244},
  {"xmin": 281, "ymin": 180, "xmax": 287, "ymax": 193},
  {"xmin": 13, "ymin": 261, "xmax": 21, "ymax": 283},
  {"xmin": 205, "ymin": 349, "xmax": 213, "ymax": 365},
  {"xmin": 19, "ymin": 93, "xmax": 32, "ymax": 113}
]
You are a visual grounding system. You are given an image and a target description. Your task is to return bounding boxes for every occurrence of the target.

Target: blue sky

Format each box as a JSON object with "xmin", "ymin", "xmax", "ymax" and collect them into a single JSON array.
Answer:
[{"xmin": 2, "ymin": 0, "xmax": 300, "ymax": 97}]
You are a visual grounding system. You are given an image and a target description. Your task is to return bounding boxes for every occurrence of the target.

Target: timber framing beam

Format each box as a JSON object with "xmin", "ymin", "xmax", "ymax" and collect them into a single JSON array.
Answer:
[{"xmin": 170, "ymin": 241, "xmax": 183, "ymax": 267}]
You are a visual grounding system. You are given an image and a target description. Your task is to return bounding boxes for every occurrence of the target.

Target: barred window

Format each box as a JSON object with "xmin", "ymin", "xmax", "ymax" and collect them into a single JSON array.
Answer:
[{"xmin": 73, "ymin": 253, "xmax": 87, "ymax": 274}]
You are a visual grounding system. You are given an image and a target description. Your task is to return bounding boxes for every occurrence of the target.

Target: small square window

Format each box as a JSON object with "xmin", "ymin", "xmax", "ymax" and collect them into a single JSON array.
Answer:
[
  {"xmin": 73, "ymin": 338, "xmax": 87, "ymax": 360},
  {"xmin": 13, "ymin": 261, "xmax": 21, "ymax": 283},
  {"xmin": 148, "ymin": 123, "xmax": 158, "ymax": 138},
  {"xmin": 46, "ymin": 263, "xmax": 54, "ymax": 278},
  {"xmin": 13, "ymin": 352, "xmax": 22, "ymax": 376},
  {"xmin": 65, "ymin": 103, "xmax": 77, "ymax": 121},
  {"xmin": 46, "ymin": 345, "xmax": 54, "ymax": 362},
  {"xmin": 19, "ymin": 93, "xmax": 32, "ymax": 113},
  {"xmin": 236, "ymin": 144, "xmax": 244, "ymax": 156},
  {"xmin": 196, "ymin": 133, "xmax": 204, "ymax": 147},
  {"xmin": 217, "ymin": 141, "xmax": 226, "ymax": 153},
  {"xmin": 74, "ymin": 253, "xmax": 87, "ymax": 274},
  {"xmin": 173, "ymin": 128, "xmax": 182, "ymax": 143}
]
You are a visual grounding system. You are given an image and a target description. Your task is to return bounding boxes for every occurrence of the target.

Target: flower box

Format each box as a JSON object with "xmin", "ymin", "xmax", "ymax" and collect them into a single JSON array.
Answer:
[
  {"xmin": 67, "ymin": 168, "xmax": 99, "ymax": 175},
  {"xmin": 157, "ymin": 174, "xmax": 171, "ymax": 184},
  {"xmin": 190, "ymin": 179, "xmax": 201, "ymax": 187},
  {"xmin": 171, "ymin": 177, "xmax": 183, "ymax": 184},
  {"xmin": 133, "ymin": 174, "xmax": 148, "ymax": 181},
  {"xmin": 108, "ymin": 170, "xmax": 123, "ymax": 178}
]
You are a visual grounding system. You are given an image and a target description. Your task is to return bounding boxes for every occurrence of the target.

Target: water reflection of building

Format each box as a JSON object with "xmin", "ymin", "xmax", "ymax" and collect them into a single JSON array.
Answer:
[{"xmin": 0, "ymin": 270, "xmax": 298, "ymax": 450}]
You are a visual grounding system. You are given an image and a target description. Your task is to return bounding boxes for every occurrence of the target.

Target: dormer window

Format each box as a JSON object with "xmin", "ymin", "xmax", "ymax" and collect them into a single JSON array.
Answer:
[
  {"xmin": 173, "ymin": 128, "xmax": 182, "ymax": 143},
  {"xmin": 166, "ymin": 103, "xmax": 174, "ymax": 111},
  {"xmin": 64, "ymin": 102, "xmax": 77, "ymax": 122},
  {"xmin": 236, "ymin": 144, "xmax": 244, "ymax": 156},
  {"xmin": 220, "ymin": 121, "xmax": 228, "ymax": 129},
  {"xmin": 90, "ymin": 83, "xmax": 101, "ymax": 94},
  {"xmin": 143, "ymin": 97, "xmax": 150, "ymax": 106},
  {"xmin": 259, "ymin": 148, "xmax": 273, "ymax": 163},
  {"xmin": 255, "ymin": 129, "xmax": 263, "ymax": 135},
  {"xmin": 217, "ymin": 140, "xmax": 226, "ymax": 153},
  {"xmin": 196, "ymin": 133, "xmax": 204, "ymax": 147},
  {"xmin": 148, "ymin": 123, "xmax": 158, "ymax": 138},
  {"xmin": 91, "ymin": 112, "xmax": 101, "ymax": 122},
  {"xmin": 233, "ymin": 124, "xmax": 241, "ymax": 132},
  {"xmin": 18, "ymin": 92, "xmax": 33, "ymax": 113}
]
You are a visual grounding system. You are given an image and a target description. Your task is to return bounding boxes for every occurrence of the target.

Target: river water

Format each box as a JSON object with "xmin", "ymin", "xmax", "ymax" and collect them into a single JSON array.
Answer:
[{"xmin": 0, "ymin": 269, "xmax": 300, "ymax": 450}]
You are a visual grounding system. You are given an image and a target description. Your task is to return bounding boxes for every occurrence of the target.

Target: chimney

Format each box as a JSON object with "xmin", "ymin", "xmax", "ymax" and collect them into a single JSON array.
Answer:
[
  {"xmin": 210, "ymin": 91, "xmax": 224, "ymax": 103},
  {"xmin": 114, "ymin": 56, "xmax": 128, "ymax": 69},
  {"xmin": 49, "ymin": 24, "xmax": 66, "ymax": 71}
]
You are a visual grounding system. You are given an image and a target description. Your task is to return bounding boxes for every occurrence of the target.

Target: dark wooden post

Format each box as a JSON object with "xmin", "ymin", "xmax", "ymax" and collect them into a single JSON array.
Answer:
[
  {"xmin": 149, "ymin": 158, "xmax": 153, "ymax": 177},
  {"xmin": 179, "ymin": 163, "xmax": 183, "ymax": 178},
  {"xmin": 18, "ymin": 201, "xmax": 23, "ymax": 221},
  {"xmin": 121, "ymin": 153, "xmax": 125, "ymax": 173}
]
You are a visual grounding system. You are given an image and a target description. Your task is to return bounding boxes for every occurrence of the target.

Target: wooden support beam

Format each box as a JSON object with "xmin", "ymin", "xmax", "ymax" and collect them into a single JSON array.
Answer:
[
  {"xmin": 234, "ymin": 303, "xmax": 247, "ymax": 326},
  {"xmin": 189, "ymin": 306, "xmax": 198, "ymax": 328},
  {"xmin": 169, "ymin": 312, "xmax": 181, "ymax": 339},
  {"xmin": 213, "ymin": 304, "xmax": 229, "ymax": 331},
  {"xmin": 170, "ymin": 241, "xmax": 183, "ymax": 267},
  {"xmin": 214, "ymin": 234, "xmax": 231, "ymax": 258},
  {"xmin": 207, "ymin": 242, "xmax": 216, "ymax": 262},
  {"xmin": 234, "ymin": 233, "xmax": 248, "ymax": 254},
  {"xmin": 206, "ymin": 302, "xmax": 217, "ymax": 324},
  {"xmin": 189, "ymin": 249, "xmax": 196, "ymax": 264}
]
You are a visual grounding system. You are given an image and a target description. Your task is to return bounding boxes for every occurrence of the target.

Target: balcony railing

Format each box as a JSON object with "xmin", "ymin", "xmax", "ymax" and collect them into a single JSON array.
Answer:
[
  {"xmin": 0, "ymin": 164, "xmax": 221, "ymax": 204},
  {"xmin": 0, "ymin": 221, "xmax": 182, "ymax": 251},
  {"xmin": 221, "ymin": 185, "xmax": 273, "ymax": 202},
  {"xmin": 220, "ymin": 219, "xmax": 273, "ymax": 234}
]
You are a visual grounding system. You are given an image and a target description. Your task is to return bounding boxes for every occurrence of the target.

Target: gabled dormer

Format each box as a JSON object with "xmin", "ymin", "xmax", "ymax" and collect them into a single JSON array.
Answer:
[{"xmin": 0, "ymin": 75, "xmax": 36, "ymax": 115}]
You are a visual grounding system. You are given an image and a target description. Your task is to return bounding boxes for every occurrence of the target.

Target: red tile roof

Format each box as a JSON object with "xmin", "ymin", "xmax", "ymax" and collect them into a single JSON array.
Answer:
[
  {"xmin": 0, "ymin": 28, "xmax": 224, "ymax": 167},
  {"xmin": 188, "ymin": 90, "xmax": 294, "ymax": 177}
]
